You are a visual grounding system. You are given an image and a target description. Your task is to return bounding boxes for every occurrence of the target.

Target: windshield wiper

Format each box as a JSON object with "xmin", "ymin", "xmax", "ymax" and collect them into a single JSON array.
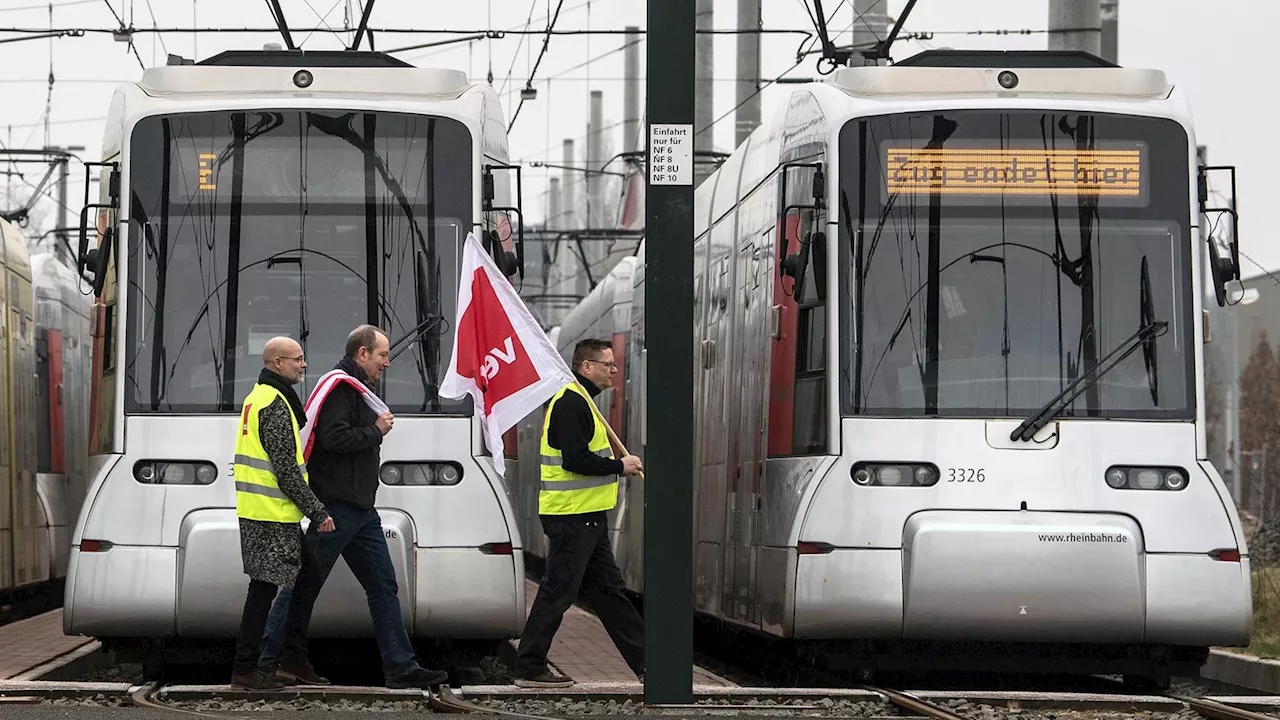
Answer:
[
  {"xmin": 1010, "ymin": 318, "xmax": 1168, "ymax": 442},
  {"xmin": 389, "ymin": 314, "xmax": 449, "ymax": 362}
]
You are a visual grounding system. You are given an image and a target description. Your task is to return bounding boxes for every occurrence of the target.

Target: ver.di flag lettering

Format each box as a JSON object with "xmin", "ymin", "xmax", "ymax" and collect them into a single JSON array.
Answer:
[{"xmin": 439, "ymin": 231, "xmax": 574, "ymax": 476}]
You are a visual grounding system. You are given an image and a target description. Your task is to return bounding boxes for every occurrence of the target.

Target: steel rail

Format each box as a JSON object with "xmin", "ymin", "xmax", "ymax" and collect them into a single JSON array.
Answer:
[
  {"xmin": 130, "ymin": 679, "xmax": 568, "ymax": 719},
  {"xmin": 130, "ymin": 682, "xmax": 238, "ymax": 719},
  {"xmin": 1174, "ymin": 694, "xmax": 1280, "ymax": 720},
  {"xmin": 430, "ymin": 683, "xmax": 568, "ymax": 719},
  {"xmin": 129, "ymin": 678, "xmax": 571, "ymax": 719},
  {"xmin": 866, "ymin": 686, "xmax": 969, "ymax": 720}
]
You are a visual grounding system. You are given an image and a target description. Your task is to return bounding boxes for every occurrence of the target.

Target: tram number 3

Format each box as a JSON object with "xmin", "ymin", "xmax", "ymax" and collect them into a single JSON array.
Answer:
[{"xmin": 948, "ymin": 468, "xmax": 985, "ymax": 482}]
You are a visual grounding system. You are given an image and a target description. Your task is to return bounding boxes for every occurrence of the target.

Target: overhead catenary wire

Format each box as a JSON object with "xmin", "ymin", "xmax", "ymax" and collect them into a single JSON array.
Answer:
[
  {"xmin": 99, "ymin": 0, "xmax": 145, "ymax": 69},
  {"xmin": 141, "ymin": 0, "xmax": 167, "ymax": 60},
  {"xmin": 496, "ymin": 0, "xmax": 540, "ymax": 97},
  {"xmin": 0, "ymin": 25, "xmax": 816, "ymax": 36},
  {"xmin": 296, "ymin": 0, "xmax": 346, "ymax": 48},
  {"xmin": 694, "ymin": 57, "xmax": 807, "ymax": 140},
  {"xmin": 0, "ymin": 0, "xmax": 97, "ymax": 12},
  {"xmin": 506, "ymin": 0, "xmax": 565, "ymax": 133},
  {"xmin": 395, "ymin": 0, "xmax": 592, "ymax": 63}
]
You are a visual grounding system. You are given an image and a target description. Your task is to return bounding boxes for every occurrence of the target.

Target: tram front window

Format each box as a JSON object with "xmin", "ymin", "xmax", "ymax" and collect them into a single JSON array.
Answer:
[
  {"xmin": 124, "ymin": 109, "xmax": 472, "ymax": 414},
  {"xmin": 839, "ymin": 110, "xmax": 1193, "ymax": 419}
]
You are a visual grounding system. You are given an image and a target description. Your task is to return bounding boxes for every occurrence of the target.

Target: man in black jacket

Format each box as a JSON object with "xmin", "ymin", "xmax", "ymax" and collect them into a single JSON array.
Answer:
[
  {"xmin": 513, "ymin": 338, "xmax": 645, "ymax": 688},
  {"xmin": 261, "ymin": 325, "xmax": 449, "ymax": 690}
]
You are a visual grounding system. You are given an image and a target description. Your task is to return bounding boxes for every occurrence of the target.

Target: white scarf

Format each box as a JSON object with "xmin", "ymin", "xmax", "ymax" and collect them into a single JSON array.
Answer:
[{"xmin": 299, "ymin": 368, "xmax": 390, "ymax": 461}]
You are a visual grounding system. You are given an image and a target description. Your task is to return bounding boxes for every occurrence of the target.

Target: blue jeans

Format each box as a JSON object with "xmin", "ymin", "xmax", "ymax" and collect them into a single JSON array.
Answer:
[
  {"xmin": 259, "ymin": 501, "xmax": 422, "ymax": 682},
  {"xmin": 259, "ymin": 587, "xmax": 291, "ymax": 667}
]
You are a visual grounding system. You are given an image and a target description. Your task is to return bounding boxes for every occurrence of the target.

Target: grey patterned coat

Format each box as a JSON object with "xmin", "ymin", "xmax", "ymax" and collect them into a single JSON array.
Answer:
[{"xmin": 240, "ymin": 396, "xmax": 330, "ymax": 588}]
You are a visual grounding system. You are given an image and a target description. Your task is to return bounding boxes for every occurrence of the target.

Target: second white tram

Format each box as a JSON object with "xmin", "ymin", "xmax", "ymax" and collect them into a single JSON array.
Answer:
[
  {"xmin": 65, "ymin": 49, "xmax": 529, "ymax": 673},
  {"xmin": 512, "ymin": 50, "xmax": 1252, "ymax": 684}
]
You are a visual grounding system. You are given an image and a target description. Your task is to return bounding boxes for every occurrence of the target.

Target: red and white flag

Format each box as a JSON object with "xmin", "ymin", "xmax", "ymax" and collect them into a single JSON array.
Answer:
[{"xmin": 439, "ymin": 231, "xmax": 574, "ymax": 477}]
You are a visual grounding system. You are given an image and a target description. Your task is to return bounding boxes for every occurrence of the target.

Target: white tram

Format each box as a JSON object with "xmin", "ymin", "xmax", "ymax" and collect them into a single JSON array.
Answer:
[
  {"xmin": 64, "ymin": 49, "xmax": 530, "ymax": 671},
  {"xmin": 512, "ymin": 50, "xmax": 1252, "ymax": 684}
]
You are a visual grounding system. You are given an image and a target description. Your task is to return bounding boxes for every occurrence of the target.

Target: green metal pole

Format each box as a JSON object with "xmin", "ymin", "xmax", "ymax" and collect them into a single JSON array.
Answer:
[{"xmin": 644, "ymin": 0, "xmax": 695, "ymax": 706}]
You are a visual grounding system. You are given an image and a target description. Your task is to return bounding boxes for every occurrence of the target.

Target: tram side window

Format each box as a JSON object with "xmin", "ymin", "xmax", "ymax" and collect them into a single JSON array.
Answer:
[
  {"xmin": 95, "ymin": 177, "xmax": 118, "ymax": 377},
  {"xmin": 768, "ymin": 206, "xmax": 828, "ymax": 457},
  {"xmin": 791, "ymin": 213, "xmax": 827, "ymax": 455}
]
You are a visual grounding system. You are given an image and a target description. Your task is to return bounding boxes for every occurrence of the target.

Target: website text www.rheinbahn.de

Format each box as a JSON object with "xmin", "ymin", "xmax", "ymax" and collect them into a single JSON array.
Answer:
[{"xmin": 1037, "ymin": 532, "xmax": 1130, "ymax": 543}]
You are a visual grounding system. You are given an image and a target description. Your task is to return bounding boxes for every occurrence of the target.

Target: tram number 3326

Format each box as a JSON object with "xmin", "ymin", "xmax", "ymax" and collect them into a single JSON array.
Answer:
[{"xmin": 948, "ymin": 468, "xmax": 986, "ymax": 482}]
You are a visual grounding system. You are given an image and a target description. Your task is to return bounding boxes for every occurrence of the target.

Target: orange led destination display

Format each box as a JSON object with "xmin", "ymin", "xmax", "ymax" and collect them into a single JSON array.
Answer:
[
  {"xmin": 885, "ymin": 148, "xmax": 1142, "ymax": 197},
  {"xmin": 197, "ymin": 153, "xmax": 217, "ymax": 191}
]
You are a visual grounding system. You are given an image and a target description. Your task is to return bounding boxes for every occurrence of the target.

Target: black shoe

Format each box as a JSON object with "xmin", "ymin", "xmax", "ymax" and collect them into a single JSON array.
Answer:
[
  {"xmin": 231, "ymin": 668, "xmax": 288, "ymax": 690},
  {"xmin": 514, "ymin": 669, "xmax": 575, "ymax": 689},
  {"xmin": 386, "ymin": 667, "xmax": 450, "ymax": 689}
]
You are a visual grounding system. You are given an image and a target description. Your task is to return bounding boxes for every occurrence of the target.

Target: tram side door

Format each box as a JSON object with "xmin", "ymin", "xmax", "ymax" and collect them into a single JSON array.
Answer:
[
  {"xmin": 733, "ymin": 226, "xmax": 774, "ymax": 626},
  {"xmin": 700, "ymin": 224, "xmax": 735, "ymax": 620}
]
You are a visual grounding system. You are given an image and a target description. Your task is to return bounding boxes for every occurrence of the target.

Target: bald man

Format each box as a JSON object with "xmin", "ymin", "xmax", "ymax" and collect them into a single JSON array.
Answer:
[{"xmin": 230, "ymin": 337, "xmax": 335, "ymax": 690}]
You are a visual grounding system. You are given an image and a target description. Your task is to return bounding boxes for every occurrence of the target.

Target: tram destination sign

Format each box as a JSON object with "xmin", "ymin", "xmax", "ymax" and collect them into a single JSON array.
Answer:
[{"xmin": 884, "ymin": 146, "xmax": 1144, "ymax": 200}]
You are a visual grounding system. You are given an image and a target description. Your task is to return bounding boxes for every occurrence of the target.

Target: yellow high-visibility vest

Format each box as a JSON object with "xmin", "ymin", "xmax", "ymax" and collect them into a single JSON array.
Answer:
[
  {"xmin": 234, "ymin": 383, "xmax": 309, "ymax": 523},
  {"xmin": 538, "ymin": 383, "xmax": 618, "ymax": 515}
]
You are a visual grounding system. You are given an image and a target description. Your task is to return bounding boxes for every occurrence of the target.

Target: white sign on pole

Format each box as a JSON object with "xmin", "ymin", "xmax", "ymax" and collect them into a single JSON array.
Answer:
[{"xmin": 648, "ymin": 124, "xmax": 693, "ymax": 186}]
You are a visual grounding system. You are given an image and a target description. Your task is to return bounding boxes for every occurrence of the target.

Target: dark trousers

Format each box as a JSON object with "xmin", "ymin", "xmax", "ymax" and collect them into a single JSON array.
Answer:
[
  {"xmin": 234, "ymin": 578, "xmax": 279, "ymax": 676},
  {"xmin": 264, "ymin": 500, "xmax": 420, "ymax": 682},
  {"xmin": 515, "ymin": 511, "xmax": 645, "ymax": 677}
]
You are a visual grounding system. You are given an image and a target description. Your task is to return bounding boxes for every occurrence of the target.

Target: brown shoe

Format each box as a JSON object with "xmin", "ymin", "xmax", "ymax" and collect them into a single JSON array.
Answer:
[
  {"xmin": 514, "ymin": 669, "xmax": 574, "ymax": 689},
  {"xmin": 278, "ymin": 659, "xmax": 330, "ymax": 686},
  {"xmin": 231, "ymin": 668, "xmax": 288, "ymax": 690}
]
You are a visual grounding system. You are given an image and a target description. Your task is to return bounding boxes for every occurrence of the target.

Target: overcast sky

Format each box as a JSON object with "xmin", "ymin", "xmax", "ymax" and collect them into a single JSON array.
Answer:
[{"xmin": 0, "ymin": 0, "xmax": 1273, "ymax": 276}]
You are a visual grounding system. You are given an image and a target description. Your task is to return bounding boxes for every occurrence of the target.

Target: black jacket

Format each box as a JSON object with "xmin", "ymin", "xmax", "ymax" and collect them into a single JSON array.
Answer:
[
  {"xmin": 546, "ymin": 372, "xmax": 624, "ymax": 477},
  {"xmin": 307, "ymin": 357, "xmax": 384, "ymax": 510}
]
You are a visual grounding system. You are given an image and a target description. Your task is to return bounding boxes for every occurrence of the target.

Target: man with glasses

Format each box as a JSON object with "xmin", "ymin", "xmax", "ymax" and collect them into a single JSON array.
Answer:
[
  {"xmin": 513, "ymin": 338, "xmax": 646, "ymax": 688},
  {"xmin": 230, "ymin": 337, "xmax": 334, "ymax": 690}
]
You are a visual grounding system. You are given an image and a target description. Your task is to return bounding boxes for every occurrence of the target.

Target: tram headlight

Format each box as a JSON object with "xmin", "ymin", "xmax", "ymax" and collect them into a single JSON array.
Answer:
[
  {"xmin": 914, "ymin": 466, "xmax": 938, "ymax": 486},
  {"xmin": 196, "ymin": 464, "xmax": 218, "ymax": 484},
  {"xmin": 379, "ymin": 464, "xmax": 403, "ymax": 485},
  {"xmin": 293, "ymin": 69, "xmax": 314, "ymax": 88},
  {"xmin": 1134, "ymin": 469, "xmax": 1163, "ymax": 490},
  {"xmin": 1103, "ymin": 465, "xmax": 1190, "ymax": 491},
  {"xmin": 437, "ymin": 464, "xmax": 461, "ymax": 485},
  {"xmin": 379, "ymin": 462, "xmax": 464, "ymax": 486},
  {"xmin": 133, "ymin": 460, "xmax": 218, "ymax": 485},
  {"xmin": 162, "ymin": 464, "xmax": 191, "ymax": 484},
  {"xmin": 850, "ymin": 462, "xmax": 940, "ymax": 487}
]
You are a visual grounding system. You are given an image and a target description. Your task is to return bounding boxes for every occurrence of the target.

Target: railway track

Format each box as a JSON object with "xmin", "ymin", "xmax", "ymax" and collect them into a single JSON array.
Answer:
[
  {"xmin": 691, "ymin": 612, "xmax": 1280, "ymax": 720},
  {"xmin": 1, "ymin": 673, "xmax": 1275, "ymax": 718},
  {"xmin": 863, "ymin": 684, "xmax": 1280, "ymax": 720},
  {"xmin": 127, "ymin": 680, "xmax": 569, "ymax": 719},
  {"xmin": 9, "ymin": 635, "xmax": 1277, "ymax": 719}
]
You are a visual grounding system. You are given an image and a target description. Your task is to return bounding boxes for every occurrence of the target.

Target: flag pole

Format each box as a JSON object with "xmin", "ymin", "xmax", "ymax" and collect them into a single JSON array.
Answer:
[{"xmin": 574, "ymin": 380, "xmax": 643, "ymax": 481}]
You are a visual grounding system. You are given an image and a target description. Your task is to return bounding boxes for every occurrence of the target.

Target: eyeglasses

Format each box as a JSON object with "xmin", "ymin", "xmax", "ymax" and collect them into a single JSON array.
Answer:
[{"xmin": 588, "ymin": 359, "xmax": 617, "ymax": 369}]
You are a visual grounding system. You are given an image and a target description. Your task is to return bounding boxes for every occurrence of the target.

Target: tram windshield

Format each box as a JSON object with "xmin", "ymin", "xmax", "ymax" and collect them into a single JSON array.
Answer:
[
  {"xmin": 839, "ymin": 110, "xmax": 1193, "ymax": 419},
  {"xmin": 124, "ymin": 109, "xmax": 473, "ymax": 414}
]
